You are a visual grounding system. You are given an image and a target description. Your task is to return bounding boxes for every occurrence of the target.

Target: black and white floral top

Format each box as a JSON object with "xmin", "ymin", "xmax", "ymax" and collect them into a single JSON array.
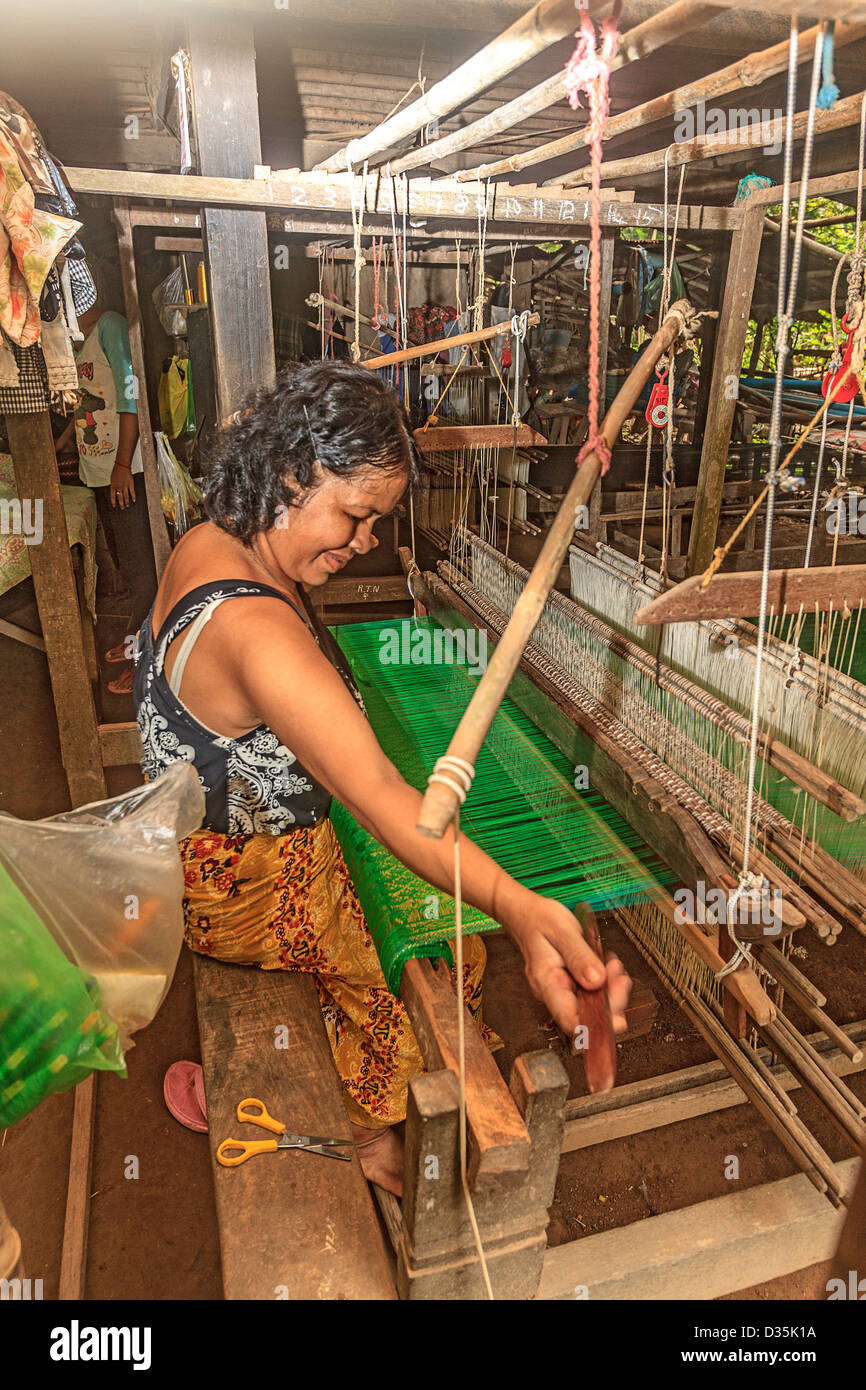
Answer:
[{"xmin": 133, "ymin": 579, "xmax": 356, "ymax": 835}]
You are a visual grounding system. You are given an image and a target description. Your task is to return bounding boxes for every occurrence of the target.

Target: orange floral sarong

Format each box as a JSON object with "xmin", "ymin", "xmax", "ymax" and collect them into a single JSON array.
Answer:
[{"xmin": 180, "ymin": 818, "xmax": 500, "ymax": 1128}]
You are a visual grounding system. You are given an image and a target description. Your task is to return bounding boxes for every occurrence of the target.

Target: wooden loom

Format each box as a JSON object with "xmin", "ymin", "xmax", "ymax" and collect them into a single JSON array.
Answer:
[{"xmin": 33, "ymin": 0, "xmax": 866, "ymax": 1300}]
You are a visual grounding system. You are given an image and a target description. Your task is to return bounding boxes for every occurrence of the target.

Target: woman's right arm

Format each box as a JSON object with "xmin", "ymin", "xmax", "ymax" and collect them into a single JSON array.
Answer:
[{"xmin": 227, "ymin": 599, "xmax": 629, "ymax": 1036}]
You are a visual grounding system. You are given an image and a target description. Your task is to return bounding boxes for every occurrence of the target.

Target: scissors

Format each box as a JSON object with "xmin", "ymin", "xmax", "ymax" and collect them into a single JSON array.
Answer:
[{"xmin": 216, "ymin": 1097, "xmax": 353, "ymax": 1167}]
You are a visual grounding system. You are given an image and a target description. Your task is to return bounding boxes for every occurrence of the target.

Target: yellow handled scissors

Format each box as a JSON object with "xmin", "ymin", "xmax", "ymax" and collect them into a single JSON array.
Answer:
[{"xmin": 216, "ymin": 1097, "xmax": 353, "ymax": 1167}]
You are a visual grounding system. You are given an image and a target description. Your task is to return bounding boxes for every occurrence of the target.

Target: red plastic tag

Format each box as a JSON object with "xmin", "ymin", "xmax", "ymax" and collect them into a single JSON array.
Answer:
[{"xmin": 823, "ymin": 317, "xmax": 859, "ymax": 404}]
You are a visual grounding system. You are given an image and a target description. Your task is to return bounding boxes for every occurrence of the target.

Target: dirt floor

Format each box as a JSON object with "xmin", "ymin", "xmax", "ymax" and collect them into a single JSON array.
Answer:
[{"xmin": 0, "ymin": 557, "xmax": 862, "ymax": 1301}]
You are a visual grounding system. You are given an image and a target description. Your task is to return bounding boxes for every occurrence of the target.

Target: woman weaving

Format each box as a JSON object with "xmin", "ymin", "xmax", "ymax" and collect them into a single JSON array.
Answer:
[{"xmin": 134, "ymin": 361, "xmax": 630, "ymax": 1196}]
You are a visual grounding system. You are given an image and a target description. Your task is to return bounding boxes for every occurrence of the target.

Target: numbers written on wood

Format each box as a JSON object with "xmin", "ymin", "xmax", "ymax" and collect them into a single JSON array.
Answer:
[{"xmin": 498, "ymin": 196, "xmax": 663, "ymax": 227}]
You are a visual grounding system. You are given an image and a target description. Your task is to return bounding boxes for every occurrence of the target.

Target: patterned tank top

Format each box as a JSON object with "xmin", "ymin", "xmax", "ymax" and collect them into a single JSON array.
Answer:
[{"xmin": 133, "ymin": 579, "xmax": 362, "ymax": 835}]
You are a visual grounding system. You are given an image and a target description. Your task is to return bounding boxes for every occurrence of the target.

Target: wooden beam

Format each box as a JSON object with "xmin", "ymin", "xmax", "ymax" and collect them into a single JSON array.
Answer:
[
  {"xmin": 153, "ymin": 236, "xmax": 205, "ymax": 253},
  {"xmin": 4, "ymin": 412, "xmax": 107, "ymax": 806},
  {"xmin": 58, "ymin": 1074, "xmax": 97, "ymax": 1300},
  {"xmin": 318, "ymin": 574, "xmax": 410, "ymax": 605},
  {"xmin": 564, "ymin": 89, "xmax": 866, "ymax": 190},
  {"xmin": 454, "ymin": 3, "xmax": 725, "ymax": 183},
  {"xmin": 563, "ymin": 1027, "xmax": 866, "ymax": 1152},
  {"xmin": 187, "ymin": 12, "xmax": 276, "ymax": 420},
  {"xmin": 0, "ymin": 617, "xmax": 46, "ymax": 652},
  {"xmin": 552, "ymin": 18, "xmax": 866, "ymax": 189},
  {"xmin": 194, "ymin": 955, "xmax": 396, "ymax": 1299},
  {"xmin": 539, "ymin": 1159, "xmax": 858, "ymax": 1300},
  {"xmin": 64, "ymin": 166, "xmax": 740, "ymax": 231},
  {"xmin": 688, "ymin": 204, "xmax": 764, "ymax": 575},
  {"xmin": 98, "ymin": 721, "xmax": 144, "ymax": 768},
  {"xmin": 113, "ymin": 203, "xmax": 172, "ymax": 579},
  {"xmin": 313, "ymin": 0, "xmax": 605, "ymax": 173},
  {"xmin": 636, "ymin": 564, "xmax": 866, "ymax": 626},
  {"xmin": 394, "ymin": 3, "xmax": 727, "ymax": 176},
  {"xmin": 414, "ymin": 424, "xmax": 548, "ymax": 452}
]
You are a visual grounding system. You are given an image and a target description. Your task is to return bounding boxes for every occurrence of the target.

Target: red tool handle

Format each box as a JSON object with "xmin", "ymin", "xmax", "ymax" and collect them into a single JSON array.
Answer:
[{"xmin": 572, "ymin": 904, "xmax": 617, "ymax": 1094}]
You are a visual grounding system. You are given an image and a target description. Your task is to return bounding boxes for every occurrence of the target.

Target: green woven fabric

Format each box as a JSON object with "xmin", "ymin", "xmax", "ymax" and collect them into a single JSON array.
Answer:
[
  {"xmin": 0, "ymin": 862, "xmax": 125, "ymax": 1128},
  {"xmin": 331, "ymin": 617, "xmax": 673, "ymax": 993}
]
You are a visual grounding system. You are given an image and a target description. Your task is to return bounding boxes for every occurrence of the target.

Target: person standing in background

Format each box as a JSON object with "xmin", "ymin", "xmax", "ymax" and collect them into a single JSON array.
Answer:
[{"xmin": 72, "ymin": 298, "xmax": 157, "ymax": 696}]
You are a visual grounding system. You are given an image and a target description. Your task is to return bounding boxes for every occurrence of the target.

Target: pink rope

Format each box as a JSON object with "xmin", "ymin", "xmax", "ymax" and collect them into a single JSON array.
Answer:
[{"xmin": 565, "ymin": 3, "xmax": 621, "ymax": 475}]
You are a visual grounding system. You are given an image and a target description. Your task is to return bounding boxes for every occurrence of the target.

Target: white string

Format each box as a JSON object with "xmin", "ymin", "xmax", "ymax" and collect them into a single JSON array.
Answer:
[{"xmin": 452, "ymin": 809, "xmax": 494, "ymax": 1301}]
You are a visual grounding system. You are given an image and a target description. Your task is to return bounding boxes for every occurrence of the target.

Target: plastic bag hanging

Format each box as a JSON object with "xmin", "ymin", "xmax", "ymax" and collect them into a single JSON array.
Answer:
[{"xmin": 0, "ymin": 762, "xmax": 205, "ymax": 1052}]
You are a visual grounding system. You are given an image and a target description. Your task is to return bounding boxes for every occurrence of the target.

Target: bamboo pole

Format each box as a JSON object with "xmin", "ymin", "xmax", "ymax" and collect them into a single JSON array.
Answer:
[
  {"xmin": 562, "ymin": 89, "xmax": 866, "ymax": 190},
  {"xmin": 545, "ymin": 19, "xmax": 866, "ymax": 189},
  {"xmin": 453, "ymin": 3, "xmax": 733, "ymax": 184},
  {"xmin": 620, "ymin": 907, "xmax": 844, "ymax": 1202},
  {"xmin": 763, "ymin": 215, "xmax": 847, "ymax": 262},
  {"xmin": 362, "ymin": 312, "xmax": 540, "ymax": 371},
  {"xmin": 313, "ymin": 0, "xmax": 608, "ymax": 174},
  {"xmin": 762, "ymin": 1017, "xmax": 866, "ymax": 1152},
  {"xmin": 414, "ymin": 300, "xmax": 695, "ymax": 840},
  {"xmin": 753, "ymin": 948, "xmax": 863, "ymax": 1065},
  {"xmin": 753, "ymin": 942, "xmax": 826, "ymax": 1008},
  {"xmin": 392, "ymin": 2, "xmax": 725, "ymax": 177},
  {"xmin": 306, "ymin": 291, "xmax": 377, "ymax": 328}
]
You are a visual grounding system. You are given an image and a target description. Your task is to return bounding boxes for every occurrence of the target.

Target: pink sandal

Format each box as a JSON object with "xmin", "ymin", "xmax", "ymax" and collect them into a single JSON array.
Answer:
[{"xmin": 163, "ymin": 1061, "xmax": 208, "ymax": 1133}]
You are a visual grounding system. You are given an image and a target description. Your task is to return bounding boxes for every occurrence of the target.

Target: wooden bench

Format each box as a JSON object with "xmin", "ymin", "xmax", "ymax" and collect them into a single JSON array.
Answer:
[{"xmin": 193, "ymin": 954, "xmax": 396, "ymax": 1300}]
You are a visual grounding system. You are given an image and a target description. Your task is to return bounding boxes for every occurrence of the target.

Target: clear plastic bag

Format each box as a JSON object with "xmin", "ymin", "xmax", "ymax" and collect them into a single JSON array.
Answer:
[
  {"xmin": 152, "ymin": 266, "xmax": 187, "ymax": 338},
  {"xmin": 0, "ymin": 763, "xmax": 205, "ymax": 1052},
  {"xmin": 155, "ymin": 431, "xmax": 203, "ymax": 536}
]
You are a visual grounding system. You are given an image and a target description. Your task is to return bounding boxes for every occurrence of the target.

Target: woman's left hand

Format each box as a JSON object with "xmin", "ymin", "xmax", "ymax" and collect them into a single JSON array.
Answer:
[{"xmin": 110, "ymin": 462, "xmax": 135, "ymax": 509}]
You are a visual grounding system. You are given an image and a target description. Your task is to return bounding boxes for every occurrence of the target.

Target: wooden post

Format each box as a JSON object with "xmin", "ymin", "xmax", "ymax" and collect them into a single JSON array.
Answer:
[
  {"xmin": 58, "ymin": 1073, "xmax": 97, "ymax": 1300},
  {"xmin": 113, "ymin": 203, "xmax": 172, "ymax": 578},
  {"xmin": 687, "ymin": 207, "xmax": 764, "ymax": 576},
  {"xmin": 397, "ymin": 1051, "xmax": 569, "ymax": 1300},
  {"xmin": 693, "ymin": 241, "xmax": 729, "ymax": 449},
  {"xmin": 4, "ymin": 412, "xmax": 106, "ymax": 807},
  {"xmin": 5, "ymin": 413, "xmax": 107, "ymax": 1304},
  {"xmin": 187, "ymin": 12, "xmax": 276, "ymax": 421}
]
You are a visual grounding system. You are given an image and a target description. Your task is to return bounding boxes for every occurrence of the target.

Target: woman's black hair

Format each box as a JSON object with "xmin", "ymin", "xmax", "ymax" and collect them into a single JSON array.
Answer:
[{"xmin": 203, "ymin": 359, "xmax": 421, "ymax": 544}]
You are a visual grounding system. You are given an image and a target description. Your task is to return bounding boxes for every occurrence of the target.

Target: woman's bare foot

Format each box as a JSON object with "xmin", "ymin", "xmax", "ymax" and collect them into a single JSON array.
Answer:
[{"xmin": 350, "ymin": 1122, "xmax": 404, "ymax": 1198}]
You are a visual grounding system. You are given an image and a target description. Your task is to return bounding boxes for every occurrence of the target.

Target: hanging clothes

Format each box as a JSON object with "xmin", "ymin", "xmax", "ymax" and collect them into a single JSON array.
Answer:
[{"xmin": 0, "ymin": 91, "xmax": 93, "ymax": 413}]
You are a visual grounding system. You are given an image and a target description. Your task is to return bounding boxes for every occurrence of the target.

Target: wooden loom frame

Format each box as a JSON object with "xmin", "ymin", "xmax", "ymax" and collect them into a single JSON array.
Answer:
[{"xmin": 14, "ymin": 0, "xmax": 866, "ymax": 1299}]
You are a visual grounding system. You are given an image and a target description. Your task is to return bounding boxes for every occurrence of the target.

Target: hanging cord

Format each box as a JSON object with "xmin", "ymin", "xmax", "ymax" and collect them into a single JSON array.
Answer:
[
  {"xmin": 452, "ymin": 808, "xmax": 494, "ymax": 1300},
  {"xmin": 420, "ymin": 348, "xmax": 470, "ymax": 429},
  {"xmin": 370, "ymin": 236, "xmax": 387, "ymax": 331},
  {"xmin": 420, "ymin": 750, "xmax": 492, "ymax": 1298},
  {"xmin": 739, "ymin": 18, "xmax": 823, "ymax": 892},
  {"xmin": 565, "ymin": 3, "xmax": 621, "ymax": 477},
  {"xmin": 347, "ymin": 160, "xmax": 368, "ymax": 363},
  {"xmin": 803, "ymin": 408, "xmax": 829, "ymax": 568},
  {"xmin": 658, "ymin": 156, "xmax": 687, "ymax": 584},
  {"xmin": 504, "ymin": 312, "xmax": 530, "ymax": 559},
  {"xmin": 317, "ymin": 249, "xmax": 326, "ymax": 360}
]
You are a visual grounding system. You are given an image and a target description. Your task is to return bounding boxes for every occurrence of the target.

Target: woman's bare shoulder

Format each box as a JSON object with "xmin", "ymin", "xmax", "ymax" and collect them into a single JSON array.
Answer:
[{"xmin": 151, "ymin": 523, "xmax": 259, "ymax": 632}]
